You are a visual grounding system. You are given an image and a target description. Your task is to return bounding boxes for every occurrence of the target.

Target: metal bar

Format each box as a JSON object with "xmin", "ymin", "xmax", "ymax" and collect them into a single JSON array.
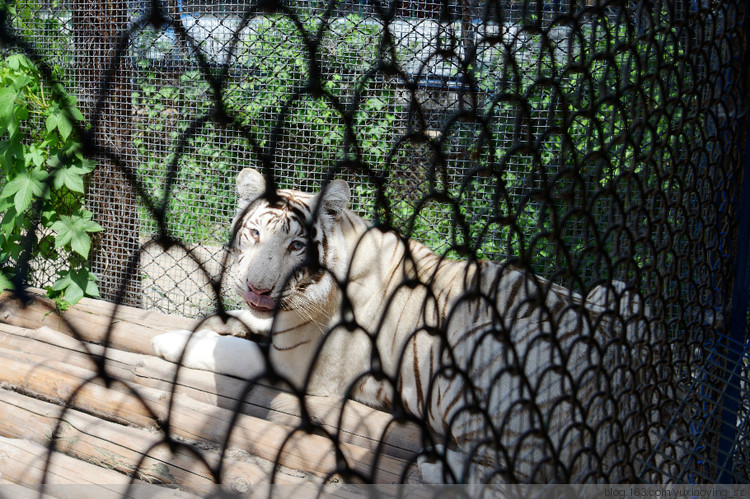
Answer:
[{"xmin": 717, "ymin": 0, "xmax": 750, "ymax": 482}]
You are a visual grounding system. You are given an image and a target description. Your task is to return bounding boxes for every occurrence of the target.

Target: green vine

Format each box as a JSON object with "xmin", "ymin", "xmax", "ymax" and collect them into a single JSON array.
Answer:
[{"xmin": 0, "ymin": 54, "xmax": 101, "ymax": 306}]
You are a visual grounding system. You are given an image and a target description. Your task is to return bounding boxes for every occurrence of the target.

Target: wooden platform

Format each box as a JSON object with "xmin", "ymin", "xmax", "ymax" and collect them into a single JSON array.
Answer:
[{"xmin": 0, "ymin": 289, "xmax": 424, "ymax": 496}]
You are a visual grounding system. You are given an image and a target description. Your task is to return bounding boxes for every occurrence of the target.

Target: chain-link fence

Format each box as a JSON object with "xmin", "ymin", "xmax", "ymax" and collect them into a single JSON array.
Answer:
[{"xmin": 0, "ymin": 0, "xmax": 749, "ymax": 489}]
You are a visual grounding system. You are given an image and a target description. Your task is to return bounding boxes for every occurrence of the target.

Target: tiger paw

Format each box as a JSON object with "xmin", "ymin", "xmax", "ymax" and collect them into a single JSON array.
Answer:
[
  {"xmin": 417, "ymin": 445, "xmax": 449, "ymax": 484},
  {"xmin": 416, "ymin": 445, "xmax": 469, "ymax": 484},
  {"xmin": 152, "ymin": 329, "xmax": 218, "ymax": 364}
]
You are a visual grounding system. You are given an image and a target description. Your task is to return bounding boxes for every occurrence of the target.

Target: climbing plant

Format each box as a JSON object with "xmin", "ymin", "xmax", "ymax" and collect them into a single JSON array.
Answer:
[{"xmin": 0, "ymin": 53, "xmax": 101, "ymax": 306}]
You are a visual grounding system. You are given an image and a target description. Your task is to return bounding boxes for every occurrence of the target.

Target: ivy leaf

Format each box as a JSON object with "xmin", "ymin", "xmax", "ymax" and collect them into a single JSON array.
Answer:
[{"xmin": 51, "ymin": 212, "xmax": 103, "ymax": 258}]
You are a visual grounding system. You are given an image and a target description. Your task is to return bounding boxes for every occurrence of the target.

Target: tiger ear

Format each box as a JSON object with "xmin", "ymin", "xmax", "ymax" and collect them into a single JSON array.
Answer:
[
  {"xmin": 237, "ymin": 168, "xmax": 265, "ymax": 203},
  {"xmin": 316, "ymin": 179, "xmax": 350, "ymax": 221}
]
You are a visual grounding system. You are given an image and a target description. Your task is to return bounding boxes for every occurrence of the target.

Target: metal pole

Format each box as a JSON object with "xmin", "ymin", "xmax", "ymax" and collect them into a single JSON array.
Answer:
[
  {"xmin": 716, "ymin": 0, "xmax": 750, "ymax": 482},
  {"xmin": 72, "ymin": 0, "xmax": 142, "ymax": 307}
]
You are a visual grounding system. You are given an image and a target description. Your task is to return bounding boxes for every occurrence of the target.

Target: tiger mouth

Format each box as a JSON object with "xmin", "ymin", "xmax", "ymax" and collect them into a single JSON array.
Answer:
[{"xmin": 241, "ymin": 289, "xmax": 275, "ymax": 313}]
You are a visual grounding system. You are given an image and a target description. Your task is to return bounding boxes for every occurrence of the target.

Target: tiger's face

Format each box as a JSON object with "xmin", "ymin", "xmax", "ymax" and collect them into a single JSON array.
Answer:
[{"xmin": 230, "ymin": 168, "xmax": 350, "ymax": 316}]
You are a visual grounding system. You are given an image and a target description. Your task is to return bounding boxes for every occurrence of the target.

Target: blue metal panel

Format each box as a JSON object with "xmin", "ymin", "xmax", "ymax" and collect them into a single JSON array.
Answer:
[{"xmin": 717, "ymin": 1, "xmax": 750, "ymax": 482}]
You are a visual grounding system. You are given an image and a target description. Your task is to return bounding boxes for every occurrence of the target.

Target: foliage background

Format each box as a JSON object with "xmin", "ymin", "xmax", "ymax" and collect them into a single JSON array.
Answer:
[{"xmin": 0, "ymin": 2, "xmax": 710, "ymax": 322}]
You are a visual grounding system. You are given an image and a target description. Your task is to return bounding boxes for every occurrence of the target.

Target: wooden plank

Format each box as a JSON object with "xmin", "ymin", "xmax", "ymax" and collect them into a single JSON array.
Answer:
[
  {"xmin": 0, "ymin": 322, "xmax": 424, "ymax": 462},
  {"xmin": 0, "ymin": 388, "xmax": 313, "ymax": 491},
  {"xmin": 0, "ymin": 343, "xmax": 412, "ymax": 482}
]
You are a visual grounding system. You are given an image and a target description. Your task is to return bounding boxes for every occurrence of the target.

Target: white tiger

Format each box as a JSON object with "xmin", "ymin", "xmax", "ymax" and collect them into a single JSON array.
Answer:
[{"xmin": 153, "ymin": 168, "xmax": 686, "ymax": 483}]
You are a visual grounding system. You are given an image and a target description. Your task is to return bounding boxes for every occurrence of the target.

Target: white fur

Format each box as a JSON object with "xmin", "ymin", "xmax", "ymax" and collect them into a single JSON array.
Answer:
[
  {"xmin": 152, "ymin": 328, "xmax": 265, "ymax": 379},
  {"xmin": 152, "ymin": 169, "xmax": 675, "ymax": 484}
]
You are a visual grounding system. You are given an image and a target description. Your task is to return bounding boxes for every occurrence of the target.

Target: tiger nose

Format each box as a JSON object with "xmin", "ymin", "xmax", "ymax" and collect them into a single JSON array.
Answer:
[{"xmin": 248, "ymin": 283, "xmax": 272, "ymax": 295}]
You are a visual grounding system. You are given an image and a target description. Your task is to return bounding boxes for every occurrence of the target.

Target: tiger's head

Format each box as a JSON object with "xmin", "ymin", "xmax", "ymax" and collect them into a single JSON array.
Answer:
[{"xmin": 230, "ymin": 168, "xmax": 351, "ymax": 318}]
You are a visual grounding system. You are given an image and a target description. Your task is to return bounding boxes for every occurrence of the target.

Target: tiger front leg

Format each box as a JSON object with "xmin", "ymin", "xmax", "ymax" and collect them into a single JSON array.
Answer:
[
  {"xmin": 198, "ymin": 309, "xmax": 266, "ymax": 338},
  {"xmin": 152, "ymin": 328, "xmax": 266, "ymax": 380}
]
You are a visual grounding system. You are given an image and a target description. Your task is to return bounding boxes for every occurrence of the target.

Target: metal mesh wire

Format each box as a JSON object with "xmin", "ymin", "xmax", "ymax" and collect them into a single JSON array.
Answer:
[{"xmin": 0, "ymin": 0, "xmax": 749, "ymax": 489}]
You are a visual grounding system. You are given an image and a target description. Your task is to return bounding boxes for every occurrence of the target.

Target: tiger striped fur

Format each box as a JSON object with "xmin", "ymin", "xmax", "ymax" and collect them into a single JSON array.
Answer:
[{"xmin": 152, "ymin": 168, "xmax": 688, "ymax": 483}]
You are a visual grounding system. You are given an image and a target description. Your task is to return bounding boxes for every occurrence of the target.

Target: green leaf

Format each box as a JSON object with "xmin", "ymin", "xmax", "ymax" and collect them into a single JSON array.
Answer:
[
  {"xmin": 6, "ymin": 54, "xmax": 32, "ymax": 73},
  {"xmin": 66, "ymin": 268, "xmax": 88, "ymax": 304},
  {"xmin": 0, "ymin": 195, "xmax": 13, "ymax": 212},
  {"xmin": 0, "ymin": 87, "xmax": 17, "ymax": 114},
  {"xmin": 69, "ymin": 106, "xmax": 84, "ymax": 122},
  {"xmin": 51, "ymin": 212, "xmax": 102, "ymax": 258},
  {"xmin": 6, "ymin": 54, "xmax": 22, "ymax": 71},
  {"xmin": 0, "ymin": 270, "xmax": 14, "ymax": 291},
  {"xmin": 52, "ymin": 267, "xmax": 98, "ymax": 305},
  {"xmin": 49, "ymin": 271, "xmax": 72, "ymax": 292},
  {"xmin": 1, "ymin": 205, "xmax": 19, "ymax": 235},
  {"xmin": 52, "ymin": 164, "xmax": 85, "ymax": 193},
  {"xmin": 52, "ymin": 217, "xmax": 90, "ymax": 257},
  {"xmin": 0, "ymin": 87, "xmax": 18, "ymax": 133},
  {"xmin": 80, "ymin": 158, "xmax": 96, "ymax": 174},
  {"xmin": 1, "ymin": 168, "xmax": 48, "ymax": 213},
  {"xmin": 26, "ymin": 144, "xmax": 45, "ymax": 167},
  {"xmin": 0, "ymin": 136, "xmax": 24, "ymax": 165},
  {"xmin": 45, "ymin": 111, "xmax": 58, "ymax": 133},
  {"xmin": 84, "ymin": 271, "xmax": 100, "ymax": 297},
  {"xmin": 57, "ymin": 114, "xmax": 73, "ymax": 141},
  {"xmin": 77, "ymin": 210, "xmax": 103, "ymax": 232},
  {"xmin": 63, "ymin": 278, "xmax": 84, "ymax": 304},
  {"xmin": 11, "ymin": 74, "xmax": 32, "ymax": 92}
]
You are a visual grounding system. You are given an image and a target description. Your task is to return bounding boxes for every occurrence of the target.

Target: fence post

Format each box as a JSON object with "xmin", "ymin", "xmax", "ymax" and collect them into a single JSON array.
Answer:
[
  {"xmin": 71, "ymin": 0, "xmax": 141, "ymax": 307},
  {"xmin": 717, "ymin": 0, "xmax": 750, "ymax": 482}
]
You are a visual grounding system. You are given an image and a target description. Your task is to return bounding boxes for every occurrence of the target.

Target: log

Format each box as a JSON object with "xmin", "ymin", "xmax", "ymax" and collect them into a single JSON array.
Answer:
[
  {"xmin": 0, "ymin": 388, "xmax": 312, "ymax": 491},
  {"xmin": 0, "ymin": 483, "xmax": 54, "ymax": 499},
  {"xmin": 0, "ymin": 436, "xmax": 204, "ymax": 498},
  {"xmin": 0, "ymin": 435, "xmax": 141, "ymax": 492},
  {"xmin": 0, "ymin": 341, "xmax": 412, "ymax": 482},
  {"xmin": 0, "ymin": 291, "xmax": 425, "ymax": 483},
  {"xmin": 0, "ymin": 345, "xmax": 155, "ymax": 427},
  {"xmin": 0, "ymin": 288, "xmax": 192, "ymax": 354},
  {"xmin": 0, "ymin": 317, "xmax": 424, "ymax": 461}
]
